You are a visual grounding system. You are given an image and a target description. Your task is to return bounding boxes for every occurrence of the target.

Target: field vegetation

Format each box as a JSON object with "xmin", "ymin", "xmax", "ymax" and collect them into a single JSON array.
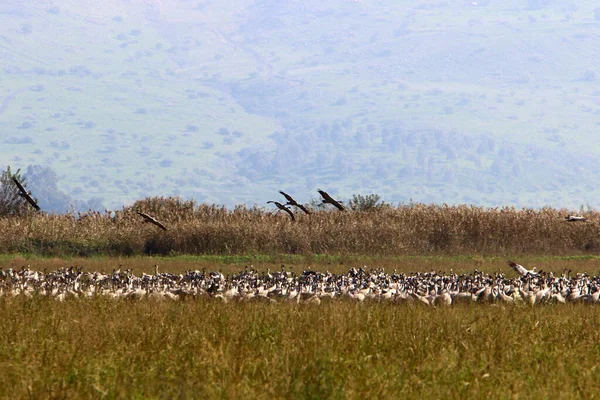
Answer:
[
  {"xmin": 3, "ymin": 195, "xmax": 600, "ymax": 398},
  {"xmin": 1, "ymin": 196, "xmax": 600, "ymax": 258},
  {"xmin": 1, "ymin": 284, "xmax": 600, "ymax": 398}
]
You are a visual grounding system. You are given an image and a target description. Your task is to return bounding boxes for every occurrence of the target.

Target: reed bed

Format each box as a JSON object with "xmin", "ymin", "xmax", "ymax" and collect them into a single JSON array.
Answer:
[{"xmin": 0, "ymin": 198, "xmax": 599, "ymax": 257}]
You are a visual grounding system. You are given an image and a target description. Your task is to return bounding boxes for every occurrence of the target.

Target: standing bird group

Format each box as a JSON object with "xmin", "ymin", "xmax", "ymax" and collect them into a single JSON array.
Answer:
[{"xmin": 4, "ymin": 262, "xmax": 600, "ymax": 306}]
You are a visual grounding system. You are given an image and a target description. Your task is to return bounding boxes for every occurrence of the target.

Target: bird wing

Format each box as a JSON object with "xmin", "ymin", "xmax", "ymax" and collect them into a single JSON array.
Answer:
[
  {"xmin": 318, "ymin": 189, "xmax": 332, "ymax": 202},
  {"xmin": 269, "ymin": 201, "xmax": 294, "ymax": 221},
  {"xmin": 152, "ymin": 219, "xmax": 168, "ymax": 231},
  {"xmin": 137, "ymin": 211, "xmax": 167, "ymax": 230},
  {"xmin": 507, "ymin": 261, "xmax": 528, "ymax": 276},
  {"xmin": 279, "ymin": 191, "xmax": 296, "ymax": 205},
  {"xmin": 11, "ymin": 177, "xmax": 40, "ymax": 210},
  {"xmin": 329, "ymin": 198, "xmax": 345, "ymax": 211},
  {"xmin": 318, "ymin": 189, "xmax": 345, "ymax": 211},
  {"xmin": 137, "ymin": 211, "xmax": 151, "ymax": 221},
  {"xmin": 11, "ymin": 177, "xmax": 27, "ymax": 194},
  {"xmin": 296, "ymin": 204, "xmax": 311, "ymax": 215},
  {"xmin": 281, "ymin": 205, "xmax": 295, "ymax": 221}
]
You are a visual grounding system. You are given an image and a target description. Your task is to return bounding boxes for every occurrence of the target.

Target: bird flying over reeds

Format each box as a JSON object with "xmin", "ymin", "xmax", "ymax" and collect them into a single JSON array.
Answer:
[
  {"xmin": 563, "ymin": 215, "xmax": 586, "ymax": 222},
  {"xmin": 11, "ymin": 176, "xmax": 40, "ymax": 211},
  {"xmin": 279, "ymin": 190, "xmax": 310, "ymax": 215},
  {"xmin": 267, "ymin": 201, "xmax": 295, "ymax": 221},
  {"xmin": 318, "ymin": 189, "xmax": 344, "ymax": 211},
  {"xmin": 137, "ymin": 211, "xmax": 168, "ymax": 231}
]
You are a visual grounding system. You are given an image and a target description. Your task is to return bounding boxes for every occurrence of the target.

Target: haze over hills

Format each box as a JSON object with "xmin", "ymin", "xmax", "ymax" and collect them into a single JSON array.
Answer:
[{"xmin": 1, "ymin": 0, "xmax": 600, "ymax": 212}]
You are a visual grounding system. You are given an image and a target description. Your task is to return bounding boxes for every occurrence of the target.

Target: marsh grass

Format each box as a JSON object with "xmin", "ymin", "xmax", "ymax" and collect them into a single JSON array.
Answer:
[
  {"xmin": 2, "ymin": 198, "xmax": 600, "ymax": 257},
  {"xmin": 1, "ymin": 297, "xmax": 600, "ymax": 399}
]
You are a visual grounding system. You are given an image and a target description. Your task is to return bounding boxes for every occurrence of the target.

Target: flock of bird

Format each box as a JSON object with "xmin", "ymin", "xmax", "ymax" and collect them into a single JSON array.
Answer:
[
  {"xmin": 11, "ymin": 176, "xmax": 588, "ymax": 228},
  {"xmin": 7, "ymin": 178, "xmax": 599, "ymax": 306},
  {"xmin": 1, "ymin": 261, "xmax": 599, "ymax": 306},
  {"xmin": 10, "ymin": 176, "xmax": 348, "ymax": 229}
]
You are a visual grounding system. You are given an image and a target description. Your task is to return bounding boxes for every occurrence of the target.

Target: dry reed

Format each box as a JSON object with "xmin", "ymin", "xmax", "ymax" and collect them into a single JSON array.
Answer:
[{"xmin": 1, "ymin": 197, "xmax": 598, "ymax": 257}]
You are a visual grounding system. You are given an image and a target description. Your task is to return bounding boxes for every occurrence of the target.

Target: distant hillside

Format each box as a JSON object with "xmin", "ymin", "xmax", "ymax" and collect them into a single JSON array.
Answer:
[{"xmin": 1, "ymin": 0, "xmax": 600, "ymax": 210}]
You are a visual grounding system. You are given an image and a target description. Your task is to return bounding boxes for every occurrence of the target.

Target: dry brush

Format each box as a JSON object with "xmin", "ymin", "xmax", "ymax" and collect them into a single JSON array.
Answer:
[{"xmin": 0, "ymin": 197, "xmax": 599, "ymax": 257}]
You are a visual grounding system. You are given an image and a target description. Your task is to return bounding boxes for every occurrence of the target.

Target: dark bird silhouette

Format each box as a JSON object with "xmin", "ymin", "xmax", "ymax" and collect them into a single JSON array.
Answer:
[
  {"xmin": 137, "ymin": 211, "xmax": 168, "ymax": 231},
  {"xmin": 318, "ymin": 189, "xmax": 344, "ymax": 211},
  {"xmin": 267, "ymin": 201, "xmax": 295, "ymax": 221},
  {"xmin": 564, "ymin": 215, "xmax": 586, "ymax": 222},
  {"xmin": 11, "ymin": 177, "xmax": 40, "ymax": 211},
  {"xmin": 279, "ymin": 190, "xmax": 310, "ymax": 215}
]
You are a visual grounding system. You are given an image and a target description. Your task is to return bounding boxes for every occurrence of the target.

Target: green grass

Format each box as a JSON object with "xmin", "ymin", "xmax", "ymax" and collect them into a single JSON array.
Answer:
[{"xmin": 4, "ymin": 253, "xmax": 600, "ymax": 276}]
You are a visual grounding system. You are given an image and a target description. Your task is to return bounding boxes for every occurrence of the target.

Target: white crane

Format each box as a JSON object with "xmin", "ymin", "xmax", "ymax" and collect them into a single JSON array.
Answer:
[{"xmin": 507, "ymin": 261, "xmax": 538, "ymax": 276}]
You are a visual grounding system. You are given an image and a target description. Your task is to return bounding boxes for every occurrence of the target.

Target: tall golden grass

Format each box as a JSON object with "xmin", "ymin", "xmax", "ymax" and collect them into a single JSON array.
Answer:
[
  {"xmin": 1, "ymin": 197, "xmax": 598, "ymax": 256},
  {"xmin": 1, "ymin": 297, "xmax": 600, "ymax": 398}
]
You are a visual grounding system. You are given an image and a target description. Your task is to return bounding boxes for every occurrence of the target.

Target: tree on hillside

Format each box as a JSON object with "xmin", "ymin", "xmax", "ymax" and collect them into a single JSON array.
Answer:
[{"xmin": 0, "ymin": 166, "xmax": 31, "ymax": 216}]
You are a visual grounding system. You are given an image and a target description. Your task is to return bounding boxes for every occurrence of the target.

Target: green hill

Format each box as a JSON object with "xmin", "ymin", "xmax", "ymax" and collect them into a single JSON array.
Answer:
[{"xmin": 1, "ymin": 0, "xmax": 600, "ymax": 210}]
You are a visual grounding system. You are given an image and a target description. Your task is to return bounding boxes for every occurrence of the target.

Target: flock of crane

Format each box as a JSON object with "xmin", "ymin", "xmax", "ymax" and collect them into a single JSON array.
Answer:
[
  {"xmin": 9, "ymin": 176, "xmax": 589, "ymax": 229},
  {"xmin": 10, "ymin": 176, "xmax": 348, "ymax": 229},
  {"xmin": 0, "ymin": 261, "xmax": 599, "ymax": 305},
  {"xmin": 267, "ymin": 190, "xmax": 344, "ymax": 222},
  {"xmin": 8, "ymin": 177, "xmax": 597, "ymax": 307}
]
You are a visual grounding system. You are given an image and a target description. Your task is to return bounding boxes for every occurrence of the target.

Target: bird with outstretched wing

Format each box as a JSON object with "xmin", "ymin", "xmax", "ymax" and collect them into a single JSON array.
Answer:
[
  {"xmin": 137, "ymin": 211, "xmax": 168, "ymax": 231},
  {"xmin": 267, "ymin": 201, "xmax": 295, "ymax": 221},
  {"xmin": 563, "ymin": 215, "xmax": 586, "ymax": 222},
  {"xmin": 279, "ymin": 190, "xmax": 310, "ymax": 215},
  {"xmin": 11, "ymin": 176, "xmax": 40, "ymax": 211},
  {"xmin": 507, "ymin": 261, "xmax": 539, "ymax": 276},
  {"xmin": 318, "ymin": 189, "xmax": 345, "ymax": 211}
]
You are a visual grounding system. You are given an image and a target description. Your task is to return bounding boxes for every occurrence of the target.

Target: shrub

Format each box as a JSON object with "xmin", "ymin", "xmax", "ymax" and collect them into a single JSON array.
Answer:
[
  {"xmin": 348, "ymin": 194, "xmax": 387, "ymax": 211},
  {"xmin": 0, "ymin": 166, "xmax": 31, "ymax": 216}
]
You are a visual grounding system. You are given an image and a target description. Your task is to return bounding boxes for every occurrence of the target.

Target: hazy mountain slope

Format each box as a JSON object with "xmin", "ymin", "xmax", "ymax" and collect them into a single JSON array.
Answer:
[{"xmin": 1, "ymin": 0, "xmax": 600, "ymax": 209}]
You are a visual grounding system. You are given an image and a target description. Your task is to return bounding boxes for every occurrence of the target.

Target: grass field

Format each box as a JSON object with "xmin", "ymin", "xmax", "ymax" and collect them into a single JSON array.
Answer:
[{"xmin": 1, "ymin": 254, "xmax": 600, "ymax": 398}]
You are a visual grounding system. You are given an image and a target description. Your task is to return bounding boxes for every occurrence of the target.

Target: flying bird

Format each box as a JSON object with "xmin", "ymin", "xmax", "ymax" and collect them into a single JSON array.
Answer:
[
  {"xmin": 279, "ymin": 190, "xmax": 310, "ymax": 215},
  {"xmin": 11, "ymin": 176, "xmax": 40, "ymax": 211},
  {"xmin": 267, "ymin": 201, "xmax": 295, "ymax": 221},
  {"xmin": 318, "ymin": 189, "xmax": 345, "ymax": 211},
  {"xmin": 564, "ymin": 215, "xmax": 587, "ymax": 222},
  {"xmin": 137, "ymin": 211, "xmax": 168, "ymax": 231},
  {"xmin": 507, "ymin": 261, "xmax": 538, "ymax": 276}
]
